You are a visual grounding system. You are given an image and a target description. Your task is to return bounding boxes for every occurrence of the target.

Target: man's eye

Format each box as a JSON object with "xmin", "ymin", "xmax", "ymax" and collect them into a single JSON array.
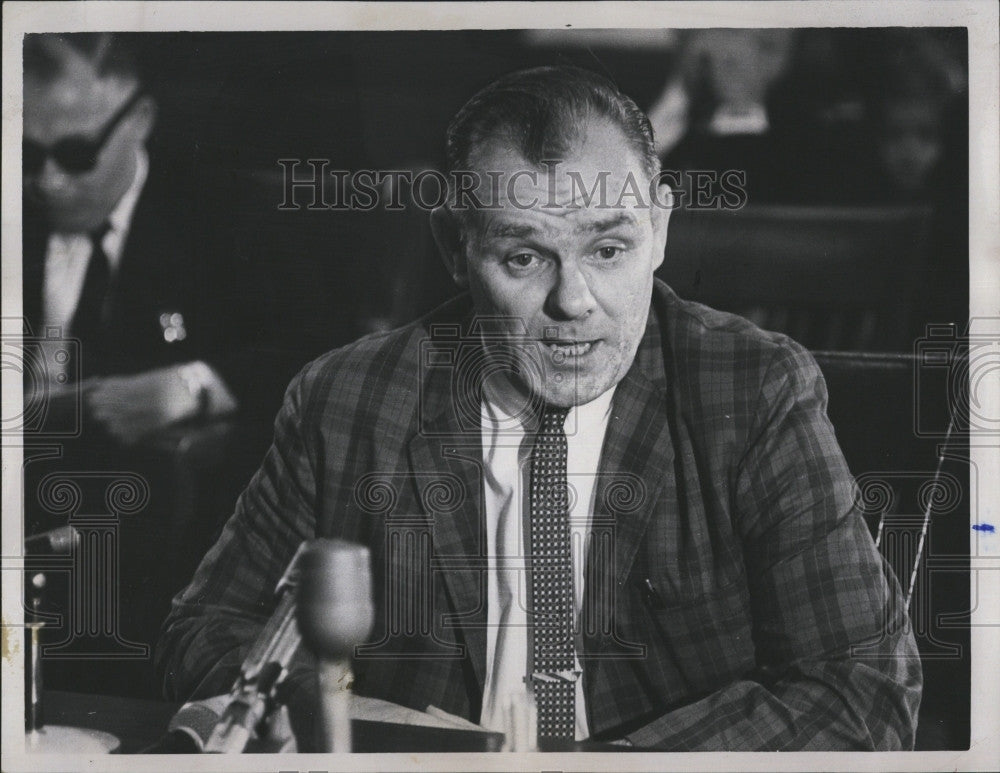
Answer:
[
  {"xmin": 597, "ymin": 246, "xmax": 622, "ymax": 260},
  {"xmin": 506, "ymin": 253, "xmax": 539, "ymax": 269}
]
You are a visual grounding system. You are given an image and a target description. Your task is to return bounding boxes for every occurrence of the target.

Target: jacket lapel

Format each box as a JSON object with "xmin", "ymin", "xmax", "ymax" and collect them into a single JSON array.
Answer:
[
  {"xmin": 406, "ymin": 339, "xmax": 488, "ymax": 693},
  {"xmin": 594, "ymin": 311, "xmax": 675, "ymax": 587},
  {"xmin": 582, "ymin": 308, "xmax": 676, "ymax": 734},
  {"xmin": 22, "ymin": 208, "xmax": 47, "ymax": 332}
]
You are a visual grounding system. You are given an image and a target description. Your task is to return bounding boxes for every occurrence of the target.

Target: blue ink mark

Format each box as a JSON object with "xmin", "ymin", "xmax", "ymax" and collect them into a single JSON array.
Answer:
[{"xmin": 972, "ymin": 523, "xmax": 995, "ymax": 533}]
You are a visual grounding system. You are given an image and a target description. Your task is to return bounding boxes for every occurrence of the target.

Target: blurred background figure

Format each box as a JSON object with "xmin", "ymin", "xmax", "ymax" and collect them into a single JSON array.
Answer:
[
  {"xmin": 22, "ymin": 33, "xmax": 261, "ymax": 446},
  {"xmin": 655, "ymin": 28, "xmax": 966, "ymax": 209},
  {"xmin": 658, "ymin": 29, "xmax": 796, "ymax": 202},
  {"xmin": 874, "ymin": 77, "xmax": 949, "ymax": 200},
  {"xmin": 864, "ymin": 30, "xmax": 968, "ymax": 331},
  {"xmin": 868, "ymin": 31, "xmax": 966, "ymax": 201},
  {"xmin": 648, "ymin": 27, "xmax": 967, "ymax": 336},
  {"xmin": 21, "ymin": 33, "xmax": 276, "ymax": 698}
]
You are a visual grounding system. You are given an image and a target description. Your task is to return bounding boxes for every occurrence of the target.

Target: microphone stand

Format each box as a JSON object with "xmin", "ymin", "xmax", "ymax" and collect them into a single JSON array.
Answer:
[
  {"xmin": 154, "ymin": 538, "xmax": 373, "ymax": 754},
  {"xmin": 24, "ymin": 527, "xmax": 120, "ymax": 753},
  {"xmin": 201, "ymin": 542, "xmax": 308, "ymax": 753}
]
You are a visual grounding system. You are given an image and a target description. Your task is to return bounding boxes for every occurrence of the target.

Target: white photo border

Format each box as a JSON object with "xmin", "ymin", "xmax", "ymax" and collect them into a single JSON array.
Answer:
[{"xmin": 3, "ymin": 2, "xmax": 997, "ymax": 771}]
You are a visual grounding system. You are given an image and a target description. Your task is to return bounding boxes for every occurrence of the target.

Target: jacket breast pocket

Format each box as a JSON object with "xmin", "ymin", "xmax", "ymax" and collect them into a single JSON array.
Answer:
[
  {"xmin": 640, "ymin": 576, "xmax": 756, "ymax": 696},
  {"xmin": 635, "ymin": 535, "xmax": 746, "ymax": 608}
]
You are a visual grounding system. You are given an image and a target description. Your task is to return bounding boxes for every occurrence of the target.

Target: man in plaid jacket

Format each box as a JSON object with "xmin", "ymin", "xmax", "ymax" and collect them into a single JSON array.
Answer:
[{"xmin": 157, "ymin": 66, "xmax": 921, "ymax": 750}]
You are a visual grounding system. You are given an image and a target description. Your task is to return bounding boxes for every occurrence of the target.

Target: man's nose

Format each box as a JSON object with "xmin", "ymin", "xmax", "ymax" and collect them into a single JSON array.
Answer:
[
  {"xmin": 34, "ymin": 157, "xmax": 73, "ymax": 196},
  {"xmin": 546, "ymin": 261, "xmax": 597, "ymax": 320}
]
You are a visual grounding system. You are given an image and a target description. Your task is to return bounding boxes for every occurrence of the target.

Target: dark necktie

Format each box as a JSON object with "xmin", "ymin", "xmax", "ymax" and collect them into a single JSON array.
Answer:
[
  {"xmin": 528, "ymin": 405, "xmax": 576, "ymax": 743},
  {"xmin": 69, "ymin": 224, "xmax": 112, "ymax": 375}
]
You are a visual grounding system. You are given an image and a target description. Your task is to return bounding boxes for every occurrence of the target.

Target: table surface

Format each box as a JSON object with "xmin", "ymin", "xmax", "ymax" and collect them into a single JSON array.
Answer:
[
  {"xmin": 42, "ymin": 691, "xmax": 522, "ymax": 753},
  {"xmin": 45, "ymin": 690, "xmax": 180, "ymax": 754}
]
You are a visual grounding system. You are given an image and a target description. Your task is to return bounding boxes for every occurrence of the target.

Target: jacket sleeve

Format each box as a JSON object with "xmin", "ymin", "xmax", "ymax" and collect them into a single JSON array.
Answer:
[
  {"xmin": 624, "ymin": 342, "xmax": 922, "ymax": 750},
  {"xmin": 155, "ymin": 364, "xmax": 321, "ymax": 735}
]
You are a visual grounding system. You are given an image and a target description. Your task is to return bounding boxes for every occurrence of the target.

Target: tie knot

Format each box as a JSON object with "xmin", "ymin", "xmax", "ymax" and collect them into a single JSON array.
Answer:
[
  {"xmin": 540, "ymin": 405, "xmax": 570, "ymax": 433},
  {"xmin": 89, "ymin": 222, "xmax": 111, "ymax": 248}
]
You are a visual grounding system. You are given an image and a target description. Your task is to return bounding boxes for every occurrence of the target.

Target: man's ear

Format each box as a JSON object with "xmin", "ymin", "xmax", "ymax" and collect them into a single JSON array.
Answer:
[
  {"xmin": 429, "ymin": 205, "xmax": 469, "ymax": 288},
  {"xmin": 650, "ymin": 183, "xmax": 673, "ymax": 271}
]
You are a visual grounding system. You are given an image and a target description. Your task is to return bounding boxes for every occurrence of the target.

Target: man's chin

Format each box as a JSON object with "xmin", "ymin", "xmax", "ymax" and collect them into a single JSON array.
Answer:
[
  {"xmin": 44, "ymin": 207, "xmax": 105, "ymax": 234},
  {"xmin": 534, "ymin": 376, "xmax": 616, "ymax": 409}
]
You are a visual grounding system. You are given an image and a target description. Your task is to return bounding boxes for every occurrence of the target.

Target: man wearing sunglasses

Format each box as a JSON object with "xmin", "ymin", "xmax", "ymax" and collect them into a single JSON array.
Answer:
[{"xmin": 22, "ymin": 33, "xmax": 244, "ymax": 444}]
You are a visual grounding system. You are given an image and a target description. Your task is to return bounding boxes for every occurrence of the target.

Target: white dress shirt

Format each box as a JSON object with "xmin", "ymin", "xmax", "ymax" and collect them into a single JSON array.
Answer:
[
  {"xmin": 479, "ymin": 378, "xmax": 616, "ymax": 742},
  {"xmin": 42, "ymin": 148, "xmax": 149, "ymax": 333},
  {"xmin": 708, "ymin": 102, "xmax": 770, "ymax": 136}
]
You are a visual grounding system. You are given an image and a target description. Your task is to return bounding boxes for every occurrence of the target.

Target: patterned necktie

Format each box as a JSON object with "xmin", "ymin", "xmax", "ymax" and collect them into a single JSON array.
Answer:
[{"xmin": 528, "ymin": 405, "xmax": 576, "ymax": 744}]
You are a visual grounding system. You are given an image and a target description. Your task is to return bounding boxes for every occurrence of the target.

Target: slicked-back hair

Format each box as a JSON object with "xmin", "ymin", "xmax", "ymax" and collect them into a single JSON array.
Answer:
[
  {"xmin": 445, "ymin": 65, "xmax": 660, "ymax": 182},
  {"xmin": 24, "ymin": 33, "xmax": 140, "ymax": 84}
]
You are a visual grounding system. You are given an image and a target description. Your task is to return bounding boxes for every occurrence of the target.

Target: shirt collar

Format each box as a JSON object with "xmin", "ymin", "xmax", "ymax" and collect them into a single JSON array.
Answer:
[
  {"xmin": 708, "ymin": 103, "xmax": 770, "ymax": 136},
  {"xmin": 572, "ymin": 384, "xmax": 616, "ymax": 427},
  {"xmin": 481, "ymin": 370, "xmax": 617, "ymax": 434}
]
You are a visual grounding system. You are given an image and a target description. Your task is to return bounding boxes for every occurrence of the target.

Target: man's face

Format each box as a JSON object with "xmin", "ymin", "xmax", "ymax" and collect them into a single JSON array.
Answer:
[
  {"xmin": 878, "ymin": 100, "xmax": 944, "ymax": 195},
  {"xmin": 449, "ymin": 121, "xmax": 670, "ymax": 408},
  {"xmin": 24, "ymin": 67, "xmax": 148, "ymax": 233}
]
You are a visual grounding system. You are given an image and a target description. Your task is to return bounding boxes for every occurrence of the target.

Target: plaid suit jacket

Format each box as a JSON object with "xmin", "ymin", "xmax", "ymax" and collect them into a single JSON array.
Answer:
[{"xmin": 157, "ymin": 279, "xmax": 921, "ymax": 750}]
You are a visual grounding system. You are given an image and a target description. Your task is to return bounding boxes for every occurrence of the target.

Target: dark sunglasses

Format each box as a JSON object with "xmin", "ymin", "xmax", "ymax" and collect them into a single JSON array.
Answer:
[{"xmin": 23, "ymin": 89, "xmax": 145, "ymax": 175}]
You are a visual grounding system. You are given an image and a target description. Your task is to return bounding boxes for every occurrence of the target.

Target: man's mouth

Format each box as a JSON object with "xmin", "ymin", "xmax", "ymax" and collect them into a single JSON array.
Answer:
[{"xmin": 546, "ymin": 340, "xmax": 597, "ymax": 358}]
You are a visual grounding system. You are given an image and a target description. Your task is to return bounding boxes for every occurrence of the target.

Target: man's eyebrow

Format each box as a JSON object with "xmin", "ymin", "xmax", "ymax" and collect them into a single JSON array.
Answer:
[
  {"xmin": 483, "ymin": 212, "xmax": 640, "ymax": 240},
  {"xmin": 581, "ymin": 212, "xmax": 640, "ymax": 234},
  {"xmin": 484, "ymin": 220, "xmax": 542, "ymax": 240}
]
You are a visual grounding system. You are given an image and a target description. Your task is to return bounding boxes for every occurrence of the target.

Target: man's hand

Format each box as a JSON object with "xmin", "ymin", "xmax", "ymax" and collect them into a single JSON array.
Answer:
[{"xmin": 84, "ymin": 365, "xmax": 203, "ymax": 444}]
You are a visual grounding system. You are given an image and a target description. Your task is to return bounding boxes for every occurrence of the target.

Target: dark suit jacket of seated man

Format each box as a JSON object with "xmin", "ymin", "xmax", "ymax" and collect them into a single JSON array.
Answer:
[
  {"xmin": 157, "ymin": 65, "xmax": 921, "ymax": 751},
  {"xmin": 21, "ymin": 33, "xmax": 288, "ymax": 449}
]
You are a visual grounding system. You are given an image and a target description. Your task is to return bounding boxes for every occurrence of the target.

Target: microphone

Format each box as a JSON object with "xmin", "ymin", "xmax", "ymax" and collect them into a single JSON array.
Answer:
[
  {"xmin": 200, "ymin": 541, "xmax": 309, "ymax": 753},
  {"xmin": 24, "ymin": 525, "xmax": 79, "ymax": 555},
  {"xmin": 296, "ymin": 539, "xmax": 374, "ymax": 752}
]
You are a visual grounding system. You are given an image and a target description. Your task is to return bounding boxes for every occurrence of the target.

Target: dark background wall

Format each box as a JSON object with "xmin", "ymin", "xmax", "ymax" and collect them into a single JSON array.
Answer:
[{"xmin": 126, "ymin": 29, "xmax": 969, "ymax": 364}]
